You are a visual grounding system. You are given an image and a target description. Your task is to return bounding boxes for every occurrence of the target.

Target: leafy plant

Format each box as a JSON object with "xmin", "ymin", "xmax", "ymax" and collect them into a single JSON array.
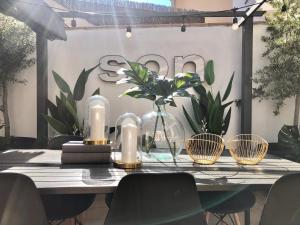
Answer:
[
  {"xmin": 253, "ymin": 0, "xmax": 300, "ymax": 126},
  {"xmin": 183, "ymin": 60, "xmax": 234, "ymax": 136},
  {"xmin": 44, "ymin": 65, "xmax": 100, "ymax": 136},
  {"xmin": 117, "ymin": 61, "xmax": 201, "ymax": 160},
  {"xmin": 117, "ymin": 61, "xmax": 200, "ymax": 106},
  {"xmin": 0, "ymin": 14, "xmax": 35, "ymax": 137}
]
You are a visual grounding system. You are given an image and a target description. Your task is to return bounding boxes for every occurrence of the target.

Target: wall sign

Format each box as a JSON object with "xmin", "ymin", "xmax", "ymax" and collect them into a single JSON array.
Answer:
[{"xmin": 98, "ymin": 54, "xmax": 205, "ymax": 83}]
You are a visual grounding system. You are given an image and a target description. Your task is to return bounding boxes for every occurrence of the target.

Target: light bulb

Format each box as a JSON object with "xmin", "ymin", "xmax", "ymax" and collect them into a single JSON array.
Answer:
[
  {"xmin": 126, "ymin": 26, "xmax": 132, "ymax": 38},
  {"xmin": 181, "ymin": 24, "xmax": 186, "ymax": 32},
  {"xmin": 232, "ymin": 17, "xmax": 239, "ymax": 30}
]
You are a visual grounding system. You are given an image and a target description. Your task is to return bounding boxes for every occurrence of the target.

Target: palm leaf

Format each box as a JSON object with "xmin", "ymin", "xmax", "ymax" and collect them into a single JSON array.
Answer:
[
  {"xmin": 183, "ymin": 105, "xmax": 200, "ymax": 134},
  {"xmin": 73, "ymin": 64, "xmax": 99, "ymax": 101},
  {"xmin": 52, "ymin": 71, "xmax": 72, "ymax": 95},
  {"xmin": 43, "ymin": 115, "xmax": 69, "ymax": 134},
  {"xmin": 222, "ymin": 72, "xmax": 234, "ymax": 101}
]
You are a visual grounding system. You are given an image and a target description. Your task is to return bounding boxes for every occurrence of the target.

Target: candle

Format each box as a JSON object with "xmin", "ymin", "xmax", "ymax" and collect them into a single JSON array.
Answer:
[
  {"xmin": 121, "ymin": 118, "xmax": 138, "ymax": 163},
  {"xmin": 90, "ymin": 104, "xmax": 105, "ymax": 140}
]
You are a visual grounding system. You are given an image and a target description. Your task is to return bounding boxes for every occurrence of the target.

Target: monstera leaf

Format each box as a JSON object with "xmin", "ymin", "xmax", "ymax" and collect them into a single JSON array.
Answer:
[{"xmin": 118, "ymin": 61, "xmax": 201, "ymax": 107}]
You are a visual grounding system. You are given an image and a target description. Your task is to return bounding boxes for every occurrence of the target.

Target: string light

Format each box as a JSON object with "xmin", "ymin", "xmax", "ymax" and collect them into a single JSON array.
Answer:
[
  {"xmin": 232, "ymin": 17, "xmax": 239, "ymax": 30},
  {"xmin": 71, "ymin": 17, "xmax": 77, "ymax": 27},
  {"xmin": 126, "ymin": 26, "xmax": 132, "ymax": 38},
  {"xmin": 181, "ymin": 16, "xmax": 186, "ymax": 32},
  {"xmin": 281, "ymin": 2, "xmax": 287, "ymax": 12}
]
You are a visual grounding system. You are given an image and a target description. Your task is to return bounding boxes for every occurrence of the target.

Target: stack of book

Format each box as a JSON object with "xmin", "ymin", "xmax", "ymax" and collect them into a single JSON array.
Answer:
[{"xmin": 61, "ymin": 141, "xmax": 111, "ymax": 164}]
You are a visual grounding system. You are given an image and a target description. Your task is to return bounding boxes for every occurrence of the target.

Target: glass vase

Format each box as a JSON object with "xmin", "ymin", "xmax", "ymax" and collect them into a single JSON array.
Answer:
[{"xmin": 141, "ymin": 105, "xmax": 184, "ymax": 162}]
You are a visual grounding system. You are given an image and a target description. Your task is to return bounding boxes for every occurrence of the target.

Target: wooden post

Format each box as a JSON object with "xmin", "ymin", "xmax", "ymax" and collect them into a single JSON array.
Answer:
[
  {"xmin": 241, "ymin": 17, "xmax": 253, "ymax": 134},
  {"xmin": 36, "ymin": 33, "xmax": 48, "ymax": 147}
]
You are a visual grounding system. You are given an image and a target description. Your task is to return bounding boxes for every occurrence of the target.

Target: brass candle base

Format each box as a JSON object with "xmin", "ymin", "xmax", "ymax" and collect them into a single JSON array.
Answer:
[
  {"xmin": 83, "ymin": 139, "xmax": 110, "ymax": 145},
  {"xmin": 113, "ymin": 160, "xmax": 142, "ymax": 169}
]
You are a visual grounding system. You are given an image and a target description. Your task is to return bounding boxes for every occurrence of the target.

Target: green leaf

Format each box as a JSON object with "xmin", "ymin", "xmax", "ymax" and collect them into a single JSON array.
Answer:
[
  {"xmin": 52, "ymin": 71, "xmax": 72, "ymax": 95},
  {"xmin": 204, "ymin": 60, "xmax": 215, "ymax": 85},
  {"xmin": 127, "ymin": 61, "xmax": 149, "ymax": 83},
  {"xmin": 73, "ymin": 64, "xmax": 99, "ymax": 101},
  {"xmin": 47, "ymin": 100, "xmax": 61, "ymax": 121},
  {"xmin": 191, "ymin": 97, "xmax": 203, "ymax": 124},
  {"xmin": 123, "ymin": 87, "xmax": 156, "ymax": 101},
  {"xmin": 215, "ymin": 92, "xmax": 222, "ymax": 106},
  {"xmin": 56, "ymin": 95, "xmax": 76, "ymax": 132},
  {"xmin": 222, "ymin": 72, "xmax": 234, "ymax": 101},
  {"xmin": 92, "ymin": 88, "xmax": 100, "ymax": 96},
  {"xmin": 183, "ymin": 105, "xmax": 200, "ymax": 134},
  {"xmin": 194, "ymin": 85, "xmax": 206, "ymax": 96},
  {"xmin": 222, "ymin": 101, "xmax": 234, "ymax": 109},
  {"xmin": 43, "ymin": 115, "xmax": 69, "ymax": 134},
  {"xmin": 222, "ymin": 108, "xmax": 231, "ymax": 135},
  {"xmin": 175, "ymin": 79, "xmax": 186, "ymax": 88}
]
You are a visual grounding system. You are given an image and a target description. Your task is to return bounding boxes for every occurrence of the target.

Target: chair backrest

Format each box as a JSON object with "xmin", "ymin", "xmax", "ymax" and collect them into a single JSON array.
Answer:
[
  {"xmin": 0, "ymin": 173, "xmax": 48, "ymax": 225},
  {"xmin": 104, "ymin": 173, "xmax": 207, "ymax": 225},
  {"xmin": 259, "ymin": 173, "xmax": 300, "ymax": 225}
]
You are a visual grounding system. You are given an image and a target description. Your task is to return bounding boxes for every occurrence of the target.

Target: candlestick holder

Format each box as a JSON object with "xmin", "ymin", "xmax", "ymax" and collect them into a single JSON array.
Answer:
[
  {"xmin": 113, "ymin": 113, "xmax": 142, "ymax": 169},
  {"xmin": 83, "ymin": 95, "xmax": 110, "ymax": 145}
]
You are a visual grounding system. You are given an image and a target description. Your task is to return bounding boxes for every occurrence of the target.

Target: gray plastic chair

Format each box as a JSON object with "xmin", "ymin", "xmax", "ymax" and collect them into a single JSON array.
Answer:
[
  {"xmin": 259, "ymin": 173, "xmax": 300, "ymax": 225},
  {"xmin": 104, "ymin": 173, "xmax": 207, "ymax": 225},
  {"xmin": 0, "ymin": 173, "xmax": 48, "ymax": 225},
  {"xmin": 44, "ymin": 136, "xmax": 95, "ymax": 224}
]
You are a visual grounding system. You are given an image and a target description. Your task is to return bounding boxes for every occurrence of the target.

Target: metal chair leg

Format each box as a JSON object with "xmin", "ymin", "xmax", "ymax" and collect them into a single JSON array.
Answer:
[
  {"xmin": 244, "ymin": 209, "xmax": 251, "ymax": 225},
  {"xmin": 228, "ymin": 214, "xmax": 235, "ymax": 225},
  {"xmin": 233, "ymin": 213, "xmax": 241, "ymax": 225},
  {"xmin": 75, "ymin": 217, "xmax": 83, "ymax": 225}
]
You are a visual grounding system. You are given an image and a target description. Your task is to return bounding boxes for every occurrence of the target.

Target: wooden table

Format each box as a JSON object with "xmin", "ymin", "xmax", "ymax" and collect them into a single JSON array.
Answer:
[{"xmin": 0, "ymin": 149, "xmax": 300, "ymax": 194}]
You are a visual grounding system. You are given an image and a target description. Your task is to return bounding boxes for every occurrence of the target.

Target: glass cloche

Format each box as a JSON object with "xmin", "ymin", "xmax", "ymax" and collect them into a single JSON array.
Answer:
[
  {"xmin": 113, "ymin": 113, "xmax": 142, "ymax": 169},
  {"xmin": 83, "ymin": 95, "xmax": 110, "ymax": 144}
]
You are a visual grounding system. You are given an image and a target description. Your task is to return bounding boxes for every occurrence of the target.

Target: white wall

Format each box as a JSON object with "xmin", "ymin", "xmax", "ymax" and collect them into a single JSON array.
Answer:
[
  {"xmin": 47, "ymin": 26, "xmax": 242, "ymax": 140},
  {"xmin": 5, "ymin": 24, "xmax": 295, "ymax": 142}
]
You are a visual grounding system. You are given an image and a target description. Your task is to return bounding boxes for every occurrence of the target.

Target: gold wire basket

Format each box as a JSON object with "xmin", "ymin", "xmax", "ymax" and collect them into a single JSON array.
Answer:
[
  {"xmin": 228, "ymin": 134, "xmax": 269, "ymax": 165},
  {"xmin": 186, "ymin": 133, "xmax": 225, "ymax": 165}
]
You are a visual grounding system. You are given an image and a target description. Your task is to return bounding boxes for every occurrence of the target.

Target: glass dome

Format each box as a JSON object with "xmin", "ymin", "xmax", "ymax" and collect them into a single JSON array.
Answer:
[
  {"xmin": 141, "ymin": 106, "xmax": 185, "ymax": 161},
  {"xmin": 83, "ymin": 95, "xmax": 110, "ymax": 144},
  {"xmin": 113, "ymin": 113, "xmax": 142, "ymax": 169}
]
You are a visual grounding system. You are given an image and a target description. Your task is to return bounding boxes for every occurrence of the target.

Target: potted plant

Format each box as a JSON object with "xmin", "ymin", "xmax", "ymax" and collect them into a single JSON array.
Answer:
[
  {"xmin": 253, "ymin": 0, "xmax": 300, "ymax": 161},
  {"xmin": 117, "ymin": 61, "xmax": 201, "ymax": 162},
  {"xmin": 45, "ymin": 65, "xmax": 100, "ymax": 149},
  {"xmin": 183, "ymin": 60, "xmax": 235, "ymax": 136},
  {"xmin": 0, "ymin": 14, "xmax": 36, "ymax": 150}
]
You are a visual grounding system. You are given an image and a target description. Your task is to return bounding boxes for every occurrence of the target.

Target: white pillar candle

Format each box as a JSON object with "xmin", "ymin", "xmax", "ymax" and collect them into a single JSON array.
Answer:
[
  {"xmin": 121, "ymin": 118, "xmax": 138, "ymax": 163},
  {"xmin": 90, "ymin": 104, "xmax": 105, "ymax": 140}
]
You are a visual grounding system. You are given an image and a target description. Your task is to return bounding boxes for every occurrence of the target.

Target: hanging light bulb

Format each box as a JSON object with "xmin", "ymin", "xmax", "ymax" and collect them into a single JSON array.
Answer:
[
  {"xmin": 71, "ymin": 17, "xmax": 77, "ymax": 28},
  {"xmin": 232, "ymin": 17, "xmax": 239, "ymax": 30},
  {"xmin": 281, "ymin": 3, "xmax": 287, "ymax": 12},
  {"xmin": 181, "ymin": 16, "xmax": 186, "ymax": 32},
  {"xmin": 181, "ymin": 24, "xmax": 186, "ymax": 32},
  {"xmin": 126, "ymin": 26, "xmax": 132, "ymax": 38}
]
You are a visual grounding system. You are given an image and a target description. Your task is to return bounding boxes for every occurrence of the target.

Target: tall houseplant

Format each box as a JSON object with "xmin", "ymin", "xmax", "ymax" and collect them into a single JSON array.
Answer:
[
  {"xmin": 253, "ymin": 0, "xmax": 300, "ymax": 160},
  {"xmin": 45, "ymin": 65, "xmax": 99, "ymax": 136},
  {"xmin": 183, "ymin": 60, "xmax": 234, "ymax": 136},
  {"xmin": 253, "ymin": 0, "xmax": 300, "ymax": 123},
  {"xmin": 117, "ymin": 61, "xmax": 201, "ymax": 161},
  {"xmin": 0, "ymin": 14, "xmax": 35, "ymax": 138}
]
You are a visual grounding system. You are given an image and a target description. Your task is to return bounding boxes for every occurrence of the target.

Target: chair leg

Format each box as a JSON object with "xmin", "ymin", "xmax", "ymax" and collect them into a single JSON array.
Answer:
[
  {"xmin": 244, "ymin": 209, "xmax": 250, "ymax": 225},
  {"xmin": 206, "ymin": 212, "xmax": 211, "ymax": 224},
  {"xmin": 233, "ymin": 213, "xmax": 241, "ymax": 225}
]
